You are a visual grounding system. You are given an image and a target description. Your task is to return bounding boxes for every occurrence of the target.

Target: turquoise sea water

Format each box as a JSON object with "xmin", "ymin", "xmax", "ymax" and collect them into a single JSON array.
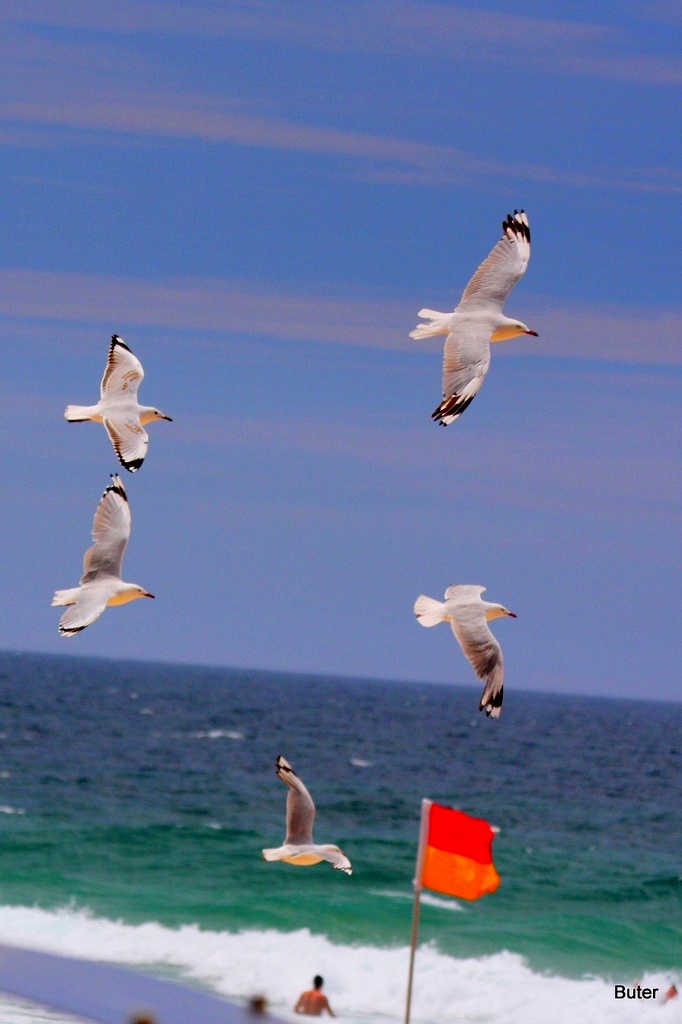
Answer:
[{"xmin": 0, "ymin": 651, "xmax": 679, "ymax": 1024}]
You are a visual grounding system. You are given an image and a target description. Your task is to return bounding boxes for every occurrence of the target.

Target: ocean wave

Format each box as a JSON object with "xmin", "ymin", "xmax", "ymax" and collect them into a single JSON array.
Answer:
[
  {"xmin": 371, "ymin": 889, "xmax": 465, "ymax": 913},
  {"xmin": 0, "ymin": 905, "xmax": 676, "ymax": 1024},
  {"xmin": 187, "ymin": 729, "xmax": 244, "ymax": 740}
]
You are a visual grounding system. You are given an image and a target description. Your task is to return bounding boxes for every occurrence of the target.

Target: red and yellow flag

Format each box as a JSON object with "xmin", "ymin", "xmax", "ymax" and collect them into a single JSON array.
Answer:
[{"xmin": 418, "ymin": 800, "xmax": 500, "ymax": 901}]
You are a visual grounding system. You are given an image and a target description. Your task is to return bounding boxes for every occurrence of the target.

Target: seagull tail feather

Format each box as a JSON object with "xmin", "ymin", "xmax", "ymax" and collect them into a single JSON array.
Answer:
[
  {"xmin": 414, "ymin": 594, "xmax": 447, "ymax": 627},
  {"xmin": 64, "ymin": 404, "xmax": 95, "ymax": 422},
  {"xmin": 409, "ymin": 310, "xmax": 452, "ymax": 340},
  {"xmin": 52, "ymin": 588, "xmax": 81, "ymax": 607},
  {"xmin": 418, "ymin": 308, "xmax": 449, "ymax": 319}
]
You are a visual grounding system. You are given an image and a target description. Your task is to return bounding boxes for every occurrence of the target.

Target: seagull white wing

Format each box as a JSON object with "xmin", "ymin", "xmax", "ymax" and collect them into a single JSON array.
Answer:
[
  {"xmin": 58, "ymin": 589, "xmax": 110, "ymax": 636},
  {"xmin": 276, "ymin": 755, "xmax": 315, "ymax": 845},
  {"xmin": 459, "ymin": 210, "xmax": 531, "ymax": 310},
  {"xmin": 104, "ymin": 418, "xmax": 149, "ymax": 473},
  {"xmin": 433, "ymin": 324, "xmax": 490, "ymax": 425},
  {"xmin": 321, "ymin": 848, "xmax": 353, "ymax": 875},
  {"xmin": 80, "ymin": 476, "xmax": 130, "ymax": 584},
  {"xmin": 444, "ymin": 584, "xmax": 487, "ymax": 603},
  {"xmin": 100, "ymin": 335, "xmax": 144, "ymax": 398},
  {"xmin": 450, "ymin": 610, "xmax": 503, "ymax": 679},
  {"xmin": 449, "ymin": 604, "xmax": 505, "ymax": 718}
]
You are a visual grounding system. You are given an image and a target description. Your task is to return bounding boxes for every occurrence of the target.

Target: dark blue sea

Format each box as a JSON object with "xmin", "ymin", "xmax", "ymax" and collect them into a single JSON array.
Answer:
[{"xmin": 0, "ymin": 651, "xmax": 679, "ymax": 1023}]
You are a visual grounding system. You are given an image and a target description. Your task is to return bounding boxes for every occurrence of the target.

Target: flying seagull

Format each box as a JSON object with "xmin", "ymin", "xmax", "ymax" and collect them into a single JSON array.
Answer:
[
  {"xmin": 414, "ymin": 585, "xmax": 516, "ymax": 717},
  {"xmin": 52, "ymin": 475, "xmax": 154, "ymax": 635},
  {"xmin": 262, "ymin": 756, "xmax": 352, "ymax": 874},
  {"xmin": 64, "ymin": 335, "xmax": 172, "ymax": 471},
  {"xmin": 410, "ymin": 210, "xmax": 537, "ymax": 425}
]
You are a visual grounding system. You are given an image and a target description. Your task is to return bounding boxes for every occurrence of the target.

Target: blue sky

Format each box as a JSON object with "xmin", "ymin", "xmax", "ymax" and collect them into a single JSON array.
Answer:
[{"xmin": 0, "ymin": 1, "xmax": 679, "ymax": 702}]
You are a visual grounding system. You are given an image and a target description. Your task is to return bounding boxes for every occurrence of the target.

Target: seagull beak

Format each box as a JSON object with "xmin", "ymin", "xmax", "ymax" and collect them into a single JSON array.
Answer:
[
  {"xmin": 162, "ymin": 415, "xmax": 173, "ymax": 421},
  {"xmin": 507, "ymin": 611, "xmax": 517, "ymax": 617},
  {"xmin": 144, "ymin": 592, "xmax": 155, "ymax": 599},
  {"xmin": 525, "ymin": 330, "xmax": 539, "ymax": 337}
]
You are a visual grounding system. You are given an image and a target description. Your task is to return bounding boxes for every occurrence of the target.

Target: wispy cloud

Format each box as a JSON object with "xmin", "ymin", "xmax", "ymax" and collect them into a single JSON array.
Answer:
[
  {"xmin": 0, "ymin": 269, "xmax": 408, "ymax": 349},
  {"xmin": 509, "ymin": 298, "xmax": 682, "ymax": 367},
  {"xmin": 133, "ymin": 398, "xmax": 682, "ymax": 526},
  {"xmin": 381, "ymin": 3, "xmax": 681, "ymax": 85},
  {"xmin": 2, "ymin": 0, "xmax": 679, "ymax": 86},
  {"xmin": 633, "ymin": 0, "xmax": 682, "ymax": 28},
  {"xmin": 0, "ymin": 268, "xmax": 679, "ymax": 367},
  {"xmin": 555, "ymin": 51, "xmax": 681, "ymax": 85},
  {"xmin": 0, "ymin": 91, "xmax": 679, "ymax": 195},
  {"xmin": 0, "ymin": 10, "xmax": 679, "ymax": 194}
]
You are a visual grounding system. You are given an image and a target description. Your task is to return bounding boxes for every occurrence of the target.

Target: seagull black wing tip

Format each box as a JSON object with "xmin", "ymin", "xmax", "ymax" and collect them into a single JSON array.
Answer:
[
  {"xmin": 503, "ymin": 209, "xmax": 530, "ymax": 243},
  {"xmin": 105, "ymin": 476, "xmax": 128, "ymax": 500},
  {"xmin": 480, "ymin": 689, "xmax": 504, "ymax": 718},
  {"xmin": 432, "ymin": 392, "xmax": 475, "ymax": 425},
  {"xmin": 59, "ymin": 625, "xmax": 86, "ymax": 636},
  {"xmin": 110, "ymin": 334, "xmax": 132, "ymax": 353}
]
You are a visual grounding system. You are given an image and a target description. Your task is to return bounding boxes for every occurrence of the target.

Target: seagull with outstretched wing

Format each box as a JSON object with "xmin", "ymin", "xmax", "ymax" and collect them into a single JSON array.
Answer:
[
  {"xmin": 64, "ymin": 335, "xmax": 172, "ymax": 471},
  {"xmin": 262, "ymin": 756, "xmax": 352, "ymax": 874},
  {"xmin": 52, "ymin": 475, "xmax": 155, "ymax": 635},
  {"xmin": 414, "ymin": 585, "xmax": 516, "ymax": 717},
  {"xmin": 410, "ymin": 210, "xmax": 537, "ymax": 425}
]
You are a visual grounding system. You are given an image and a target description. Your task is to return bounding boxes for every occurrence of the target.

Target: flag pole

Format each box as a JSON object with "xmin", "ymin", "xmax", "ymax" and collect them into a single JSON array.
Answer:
[{"xmin": 405, "ymin": 799, "xmax": 431, "ymax": 1024}]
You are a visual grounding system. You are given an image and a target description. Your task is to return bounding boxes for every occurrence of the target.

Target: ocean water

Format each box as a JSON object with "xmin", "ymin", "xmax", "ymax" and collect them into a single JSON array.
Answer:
[{"xmin": 0, "ymin": 651, "xmax": 679, "ymax": 1024}]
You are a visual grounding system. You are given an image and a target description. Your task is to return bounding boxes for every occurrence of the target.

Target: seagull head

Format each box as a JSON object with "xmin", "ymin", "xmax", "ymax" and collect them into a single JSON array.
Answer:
[
  {"xmin": 153, "ymin": 408, "xmax": 173, "ymax": 422},
  {"xmin": 108, "ymin": 585, "xmax": 155, "ymax": 607},
  {"xmin": 485, "ymin": 604, "xmax": 517, "ymax": 621},
  {"xmin": 140, "ymin": 407, "xmax": 173, "ymax": 425},
  {"xmin": 491, "ymin": 319, "xmax": 538, "ymax": 342},
  {"xmin": 128, "ymin": 585, "xmax": 155, "ymax": 602}
]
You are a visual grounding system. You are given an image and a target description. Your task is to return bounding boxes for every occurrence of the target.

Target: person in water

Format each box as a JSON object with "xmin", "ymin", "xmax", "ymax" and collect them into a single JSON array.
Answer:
[{"xmin": 294, "ymin": 975, "xmax": 336, "ymax": 1016}]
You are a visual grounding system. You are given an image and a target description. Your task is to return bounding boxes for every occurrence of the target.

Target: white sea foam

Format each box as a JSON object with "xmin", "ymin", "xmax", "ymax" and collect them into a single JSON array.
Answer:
[
  {"xmin": 0, "ymin": 905, "xmax": 677, "ymax": 1024},
  {"xmin": 0, "ymin": 805, "xmax": 25, "ymax": 815},
  {"xmin": 188, "ymin": 728, "xmax": 244, "ymax": 740},
  {"xmin": 371, "ymin": 889, "xmax": 464, "ymax": 913}
]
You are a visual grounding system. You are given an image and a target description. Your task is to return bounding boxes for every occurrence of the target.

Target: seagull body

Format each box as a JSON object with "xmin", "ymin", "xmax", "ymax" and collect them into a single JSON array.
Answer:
[
  {"xmin": 65, "ymin": 335, "xmax": 171, "ymax": 471},
  {"xmin": 262, "ymin": 755, "xmax": 352, "ymax": 875},
  {"xmin": 414, "ymin": 585, "xmax": 516, "ymax": 718},
  {"xmin": 410, "ymin": 211, "xmax": 537, "ymax": 425},
  {"xmin": 52, "ymin": 475, "xmax": 154, "ymax": 635}
]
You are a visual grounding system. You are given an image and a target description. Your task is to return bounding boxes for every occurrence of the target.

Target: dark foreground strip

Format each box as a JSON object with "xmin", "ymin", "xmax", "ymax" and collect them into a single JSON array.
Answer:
[{"xmin": 0, "ymin": 943, "xmax": 275, "ymax": 1024}]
